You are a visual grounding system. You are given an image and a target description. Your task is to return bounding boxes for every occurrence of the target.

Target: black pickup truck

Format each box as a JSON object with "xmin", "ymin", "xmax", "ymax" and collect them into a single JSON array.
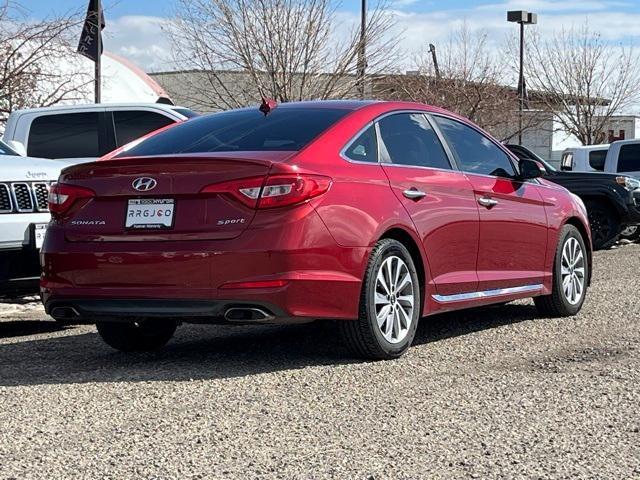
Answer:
[{"xmin": 506, "ymin": 144, "xmax": 640, "ymax": 249}]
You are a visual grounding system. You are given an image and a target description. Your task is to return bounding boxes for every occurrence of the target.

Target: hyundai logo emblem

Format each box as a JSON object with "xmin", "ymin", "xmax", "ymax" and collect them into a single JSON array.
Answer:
[{"xmin": 132, "ymin": 177, "xmax": 157, "ymax": 192}]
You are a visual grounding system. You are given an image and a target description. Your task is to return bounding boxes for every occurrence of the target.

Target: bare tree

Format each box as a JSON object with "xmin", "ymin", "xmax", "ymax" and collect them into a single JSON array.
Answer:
[
  {"xmin": 523, "ymin": 22, "xmax": 640, "ymax": 145},
  {"xmin": 385, "ymin": 25, "xmax": 529, "ymax": 140},
  {"xmin": 0, "ymin": 1, "xmax": 89, "ymax": 125},
  {"xmin": 165, "ymin": 0, "xmax": 398, "ymax": 111}
]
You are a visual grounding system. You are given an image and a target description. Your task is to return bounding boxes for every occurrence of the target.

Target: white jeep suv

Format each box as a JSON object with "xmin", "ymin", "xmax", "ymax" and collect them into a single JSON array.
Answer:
[{"xmin": 0, "ymin": 140, "xmax": 72, "ymax": 295}]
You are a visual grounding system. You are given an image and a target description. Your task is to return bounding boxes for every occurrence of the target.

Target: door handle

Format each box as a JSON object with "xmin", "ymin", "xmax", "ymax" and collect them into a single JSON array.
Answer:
[
  {"xmin": 403, "ymin": 188, "xmax": 427, "ymax": 200},
  {"xmin": 478, "ymin": 196, "xmax": 499, "ymax": 208}
]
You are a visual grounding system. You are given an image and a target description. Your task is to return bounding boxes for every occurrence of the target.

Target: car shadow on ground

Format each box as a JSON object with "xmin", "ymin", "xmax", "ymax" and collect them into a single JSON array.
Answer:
[
  {"xmin": 0, "ymin": 303, "xmax": 541, "ymax": 387},
  {"xmin": 0, "ymin": 320, "xmax": 67, "ymax": 339}
]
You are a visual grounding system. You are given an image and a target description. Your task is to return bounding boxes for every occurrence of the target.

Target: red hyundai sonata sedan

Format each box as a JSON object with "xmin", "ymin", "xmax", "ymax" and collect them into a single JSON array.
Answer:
[{"xmin": 41, "ymin": 100, "xmax": 592, "ymax": 359}]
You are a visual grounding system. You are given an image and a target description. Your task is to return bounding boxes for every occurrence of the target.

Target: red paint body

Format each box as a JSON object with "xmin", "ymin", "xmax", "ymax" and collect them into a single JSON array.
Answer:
[{"xmin": 41, "ymin": 101, "xmax": 591, "ymax": 322}]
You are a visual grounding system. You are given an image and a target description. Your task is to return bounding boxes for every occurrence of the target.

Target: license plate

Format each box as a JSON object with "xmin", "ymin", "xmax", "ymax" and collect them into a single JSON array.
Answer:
[
  {"xmin": 125, "ymin": 199, "xmax": 175, "ymax": 229},
  {"xmin": 34, "ymin": 223, "xmax": 47, "ymax": 249}
]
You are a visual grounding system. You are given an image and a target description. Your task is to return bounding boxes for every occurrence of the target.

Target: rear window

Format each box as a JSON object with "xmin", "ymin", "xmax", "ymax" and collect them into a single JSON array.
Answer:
[
  {"xmin": 588, "ymin": 150, "xmax": 607, "ymax": 171},
  {"xmin": 116, "ymin": 107, "xmax": 349, "ymax": 157},
  {"xmin": 618, "ymin": 144, "xmax": 640, "ymax": 172}
]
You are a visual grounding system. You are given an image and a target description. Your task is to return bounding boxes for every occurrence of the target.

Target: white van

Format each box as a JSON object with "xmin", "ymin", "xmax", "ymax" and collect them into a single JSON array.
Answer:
[
  {"xmin": 2, "ymin": 103, "xmax": 196, "ymax": 164},
  {"xmin": 604, "ymin": 139, "xmax": 640, "ymax": 179},
  {"xmin": 560, "ymin": 145, "xmax": 610, "ymax": 173}
]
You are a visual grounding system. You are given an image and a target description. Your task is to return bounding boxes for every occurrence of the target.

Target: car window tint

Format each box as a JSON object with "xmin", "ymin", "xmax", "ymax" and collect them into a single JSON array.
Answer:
[
  {"xmin": 344, "ymin": 126, "xmax": 378, "ymax": 163},
  {"xmin": 434, "ymin": 116, "xmax": 516, "ymax": 178},
  {"xmin": 588, "ymin": 150, "xmax": 607, "ymax": 171},
  {"xmin": 113, "ymin": 111, "xmax": 175, "ymax": 147},
  {"xmin": 116, "ymin": 108, "xmax": 349, "ymax": 157},
  {"xmin": 378, "ymin": 113, "xmax": 451, "ymax": 169},
  {"xmin": 28, "ymin": 112, "xmax": 100, "ymax": 158},
  {"xmin": 618, "ymin": 144, "xmax": 640, "ymax": 172}
]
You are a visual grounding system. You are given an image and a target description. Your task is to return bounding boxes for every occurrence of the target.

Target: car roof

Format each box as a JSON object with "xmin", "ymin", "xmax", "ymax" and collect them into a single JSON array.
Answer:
[
  {"xmin": 10, "ymin": 103, "xmax": 189, "ymax": 115},
  {"xmin": 564, "ymin": 145, "xmax": 610, "ymax": 152},
  {"xmin": 610, "ymin": 139, "xmax": 640, "ymax": 146}
]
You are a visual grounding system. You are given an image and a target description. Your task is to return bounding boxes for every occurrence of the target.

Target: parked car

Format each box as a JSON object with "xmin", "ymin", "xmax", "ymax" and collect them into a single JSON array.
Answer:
[
  {"xmin": 604, "ymin": 139, "xmax": 640, "ymax": 179},
  {"xmin": 507, "ymin": 144, "xmax": 640, "ymax": 249},
  {"xmin": 2, "ymin": 103, "xmax": 197, "ymax": 164},
  {"xmin": 560, "ymin": 145, "xmax": 610, "ymax": 173},
  {"xmin": 0, "ymin": 140, "xmax": 71, "ymax": 296},
  {"xmin": 41, "ymin": 101, "xmax": 592, "ymax": 359}
]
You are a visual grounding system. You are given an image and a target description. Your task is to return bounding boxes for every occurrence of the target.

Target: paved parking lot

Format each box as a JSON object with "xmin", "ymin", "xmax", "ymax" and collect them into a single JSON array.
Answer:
[{"xmin": 0, "ymin": 244, "xmax": 638, "ymax": 479}]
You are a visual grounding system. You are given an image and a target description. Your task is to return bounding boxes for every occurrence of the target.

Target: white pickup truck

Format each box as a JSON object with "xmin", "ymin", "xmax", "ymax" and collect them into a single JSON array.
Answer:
[
  {"xmin": 604, "ymin": 139, "xmax": 640, "ymax": 179},
  {"xmin": 0, "ymin": 140, "xmax": 72, "ymax": 295}
]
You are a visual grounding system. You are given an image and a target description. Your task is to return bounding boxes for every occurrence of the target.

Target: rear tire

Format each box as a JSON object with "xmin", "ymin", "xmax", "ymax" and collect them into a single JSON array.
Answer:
[
  {"xmin": 534, "ymin": 225, "xmax": 589, "ymax": 317},
  {"xmin": 585, "ymin": 200, "xmax": 619, "ymax": 250},
  {"xmin": 340, "ymin": 239, "xmax": 421, "ymax": 360},
  {"xmin": 96, "ymin": 319, "xmax": 177, "ymax": 352}
]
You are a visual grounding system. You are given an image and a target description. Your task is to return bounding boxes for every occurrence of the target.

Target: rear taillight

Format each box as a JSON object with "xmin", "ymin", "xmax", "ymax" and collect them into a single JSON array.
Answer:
[
  {"xmin": 48, "ymin": 183, "xmax": 95, "ymax": 215},
  {"xmin": 201, "ymin": 174, "xmax": 332, "ymax": 209}
]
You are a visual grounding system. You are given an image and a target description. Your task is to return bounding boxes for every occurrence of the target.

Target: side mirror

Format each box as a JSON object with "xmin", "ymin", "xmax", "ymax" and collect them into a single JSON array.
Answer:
[
  {"xmin": 6, "ymin": 140, "xmax": 26, "ymax": 157},
  {"xmin": 518, "ymin": 158, "xmax": 546, "ymax": 180}
]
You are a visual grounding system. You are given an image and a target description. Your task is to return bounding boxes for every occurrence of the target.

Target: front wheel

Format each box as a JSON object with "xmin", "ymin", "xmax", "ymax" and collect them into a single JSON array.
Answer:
[
  {"xmin": 534, "ymin": 225, "xmax": 589, "ymax": 317},
  {"xmin": 96, "ymin": 319, "xmax": 177, "ymax": 352},
  {"xmin": 340, "ymin": 239, "xmax": 421, "ymax": 360}
]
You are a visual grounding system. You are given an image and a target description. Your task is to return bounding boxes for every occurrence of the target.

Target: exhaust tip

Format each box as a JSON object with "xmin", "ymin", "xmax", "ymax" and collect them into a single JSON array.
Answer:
[
  {"xmin": 50, "ymin": 306, "xmax": 80, "ymax": 321},
  {"xmin": 224, "ymin": 307, "xmax": 274, "ymax": 322}
]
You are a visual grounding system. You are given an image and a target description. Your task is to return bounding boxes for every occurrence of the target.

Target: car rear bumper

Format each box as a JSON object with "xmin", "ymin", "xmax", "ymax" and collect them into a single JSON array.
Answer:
[{"xmin": 41, "ymin": 205, "xmax": 369, "ymax": 322}]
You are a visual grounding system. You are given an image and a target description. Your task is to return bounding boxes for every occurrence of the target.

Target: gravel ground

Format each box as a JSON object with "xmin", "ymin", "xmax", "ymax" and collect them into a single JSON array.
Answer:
[{"xmin": 0, "ymin": 244, "xmax": 639, "ymax": 480}]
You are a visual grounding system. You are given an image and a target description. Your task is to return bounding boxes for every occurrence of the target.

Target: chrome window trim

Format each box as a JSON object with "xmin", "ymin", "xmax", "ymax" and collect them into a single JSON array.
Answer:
[
  {"xmin": 339, "ymin": 121, "xmax": 380, "ymax": 165},
  {"xmin": 10, "ymin": 182, "xmax": 35, "ymax": 213},
  {"xmin": 339, "ymin": 109, "xmax": 457, "ymax": 169},
  {"xmin": 0, "ymin": 183, "xmax": 13, "ymax": 213},
  {"xmin": 432, "ymin": 284, "xmax": 544, "ymax": 303}
]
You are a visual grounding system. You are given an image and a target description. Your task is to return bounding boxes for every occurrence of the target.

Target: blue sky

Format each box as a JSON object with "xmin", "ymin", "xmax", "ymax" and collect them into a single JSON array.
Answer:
[{"xmin": 24, "ymin": 0, "xmax": 640, "ymax": 72}]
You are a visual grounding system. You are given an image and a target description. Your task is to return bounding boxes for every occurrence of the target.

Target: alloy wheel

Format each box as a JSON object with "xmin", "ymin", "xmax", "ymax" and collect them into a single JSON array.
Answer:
[
  {"xmin": 560, "ymin": 237, "xmax": 586, "ymax": 305},
  {"xmin": 374, "ymin": 255, "xmax": 415, "ymax": 344}
]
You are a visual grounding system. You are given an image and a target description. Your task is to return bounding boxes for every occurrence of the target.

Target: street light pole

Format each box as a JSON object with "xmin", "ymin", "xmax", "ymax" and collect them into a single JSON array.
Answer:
[
  {"xmin": 508, "ymin": 10, "xmax": 537, "ymax": 145},
  {"xmin": 357, "ymin": 0, "xmax": 367, "ymax": 99}
]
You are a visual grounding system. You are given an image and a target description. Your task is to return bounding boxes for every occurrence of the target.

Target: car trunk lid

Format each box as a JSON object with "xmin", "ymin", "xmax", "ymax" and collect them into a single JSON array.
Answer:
[{"xmin": 59, "ymin": 152, "xmax": 292, "ymax": 242}]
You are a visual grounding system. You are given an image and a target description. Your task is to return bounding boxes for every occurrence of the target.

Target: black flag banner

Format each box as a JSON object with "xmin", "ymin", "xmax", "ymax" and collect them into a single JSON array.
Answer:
[{"xmin": 77, "ymin": 0, "xmax": 105, "ymax": 62}]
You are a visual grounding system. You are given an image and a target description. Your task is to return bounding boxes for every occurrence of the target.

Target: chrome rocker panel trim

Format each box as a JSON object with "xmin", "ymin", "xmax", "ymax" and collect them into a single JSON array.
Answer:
[{"xmin": 432, "ymin": 284, "xmax": 544, "ymax": 303}]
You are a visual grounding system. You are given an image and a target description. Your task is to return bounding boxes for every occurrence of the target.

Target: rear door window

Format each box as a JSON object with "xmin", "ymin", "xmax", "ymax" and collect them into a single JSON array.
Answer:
[
  {"xmin": 113, "ymin": 111, "xmax": 175, "ymax": 147},
  {"xmin": 617, "ymin": 144, "xmax": 640, "ymax": 172},
  {"xmin": 377, "ymin": 113, "xmax": 451, "ymax": 169},
  {"xmin": 588, "ymin": 150, "xmax": 607, "ymax": 171},
  {"xmin": 28, "ymin": 112, "xmax": 100, "ymax": 158}
]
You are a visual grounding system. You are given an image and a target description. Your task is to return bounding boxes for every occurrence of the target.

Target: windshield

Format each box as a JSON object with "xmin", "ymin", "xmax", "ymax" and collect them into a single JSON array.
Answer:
[
  {"xmin": 116, "ymin": 107, "xmax": 350, "ymax": 157},
  {"xmin": 0, "ymin": 140, "xmax": 18, "ymax": 156},
  {"xmin": 172, "ymin": 107, "xmax": 199, "ymax": 119}
]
